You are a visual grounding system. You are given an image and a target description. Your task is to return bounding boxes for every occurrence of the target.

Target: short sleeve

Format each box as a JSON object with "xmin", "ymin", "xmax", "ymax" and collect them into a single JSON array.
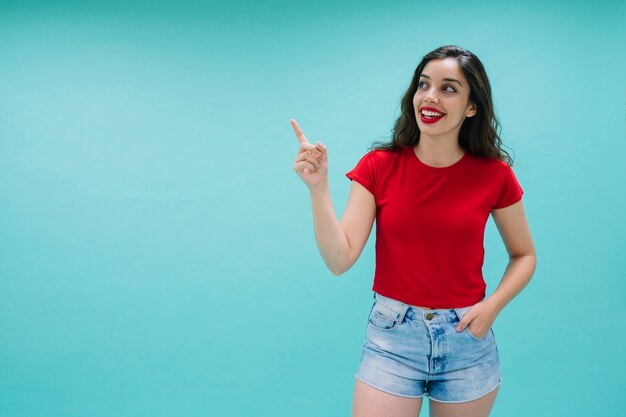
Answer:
[
  {"xmin": 345, "ymin": 150, "xmax": 378, "ymax": 196},
  {"xmin": 493, "ymin": 164, "xmax": 524, "ymax": 209}
]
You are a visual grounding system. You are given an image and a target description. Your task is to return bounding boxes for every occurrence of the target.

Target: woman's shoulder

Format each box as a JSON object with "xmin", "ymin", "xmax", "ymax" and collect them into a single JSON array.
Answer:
[
  {"xmin": 467, "ymin": 152, "xmax": 511, "ymax": 169},
  {"xmin": 466, "ymin": 153, "xmax": 516, "ymax": 181},
  {"xmin": 348, "ymin": 147, "xmax": 403, "ymax": 175}
]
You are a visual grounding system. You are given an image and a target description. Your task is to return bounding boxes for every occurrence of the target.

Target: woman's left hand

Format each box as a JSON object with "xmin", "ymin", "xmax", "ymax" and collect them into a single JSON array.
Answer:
[{"xmin": 455, "ymin": 299, "xmax": 500, "ymax": 339}]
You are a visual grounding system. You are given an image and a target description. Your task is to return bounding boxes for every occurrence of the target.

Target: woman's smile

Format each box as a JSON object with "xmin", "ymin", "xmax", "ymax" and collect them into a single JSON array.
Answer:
[{"xmin": 419, "ymin": 106, "xmax": 447, "ymax": 124}]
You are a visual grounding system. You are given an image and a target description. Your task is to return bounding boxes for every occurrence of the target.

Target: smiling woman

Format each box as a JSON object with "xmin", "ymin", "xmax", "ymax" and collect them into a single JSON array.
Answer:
[
  {"xmin": 290, "ymin": 45, "xmax": 536, "ymax": 417},
  {"xmin": 371, "ymin": 46, "xmax": 506, "ymax": 165}
]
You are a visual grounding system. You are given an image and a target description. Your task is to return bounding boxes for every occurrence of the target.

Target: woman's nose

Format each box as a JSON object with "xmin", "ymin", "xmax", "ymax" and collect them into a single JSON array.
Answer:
[{"xmin": 425, "ymin": 88, "xmax": 439, "ymax": 103}]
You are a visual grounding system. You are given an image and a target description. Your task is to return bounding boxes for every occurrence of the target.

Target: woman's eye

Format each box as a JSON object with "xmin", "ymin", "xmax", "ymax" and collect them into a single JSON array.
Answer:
[{"xmin": 418, "ymin": 81, "xmax": 455, "ymax": 93}]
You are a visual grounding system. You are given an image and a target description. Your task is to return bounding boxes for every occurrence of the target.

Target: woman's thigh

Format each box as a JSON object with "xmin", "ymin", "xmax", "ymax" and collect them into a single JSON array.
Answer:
[
  {"xmin": 352, "ymin": 379, "xmax": 423, "ymax": 417},
  {"xmin": 429, "ymin": 385, "xmax": 499, "ymax": 417}
]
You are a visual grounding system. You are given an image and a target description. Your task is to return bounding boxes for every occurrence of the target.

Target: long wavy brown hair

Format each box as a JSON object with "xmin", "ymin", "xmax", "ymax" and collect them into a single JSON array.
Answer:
[{"xmin": 370, "ymin": 45, "xmax": 515, "ymax": 166}]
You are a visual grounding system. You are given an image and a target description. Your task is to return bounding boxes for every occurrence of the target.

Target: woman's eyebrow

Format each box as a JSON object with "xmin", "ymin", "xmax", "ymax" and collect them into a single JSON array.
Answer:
[{"xmin": 419, "ymin": 74, "xmax": 463, "ymax": 87}]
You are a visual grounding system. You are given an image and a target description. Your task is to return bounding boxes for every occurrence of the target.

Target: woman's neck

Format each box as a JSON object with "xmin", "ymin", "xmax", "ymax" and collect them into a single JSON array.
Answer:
[{"xmin": 414, "ymin": 138, "xmax": 465, "ymax": 167}]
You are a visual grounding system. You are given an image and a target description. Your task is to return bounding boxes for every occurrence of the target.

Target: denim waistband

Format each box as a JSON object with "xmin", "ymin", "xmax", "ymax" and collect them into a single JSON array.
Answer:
[{"xmin": 374, "ymin": 292, "xmax": 477, "ymax": 324}]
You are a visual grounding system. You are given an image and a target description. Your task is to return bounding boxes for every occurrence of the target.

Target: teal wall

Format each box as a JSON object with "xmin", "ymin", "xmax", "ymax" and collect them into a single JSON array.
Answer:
[{"xmin": 1, "ymin": 1, "xmax": 624, "ymax": 416}]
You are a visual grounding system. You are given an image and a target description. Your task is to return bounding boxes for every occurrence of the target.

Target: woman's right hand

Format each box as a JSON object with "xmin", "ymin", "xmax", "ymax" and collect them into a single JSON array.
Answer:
[{"xmin": 290, "ymin": 118, "xmax": 328, "ymax": 190}]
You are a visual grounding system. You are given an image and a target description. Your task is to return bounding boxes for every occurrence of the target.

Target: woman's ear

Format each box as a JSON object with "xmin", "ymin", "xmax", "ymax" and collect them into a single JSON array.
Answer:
[{"xmin": 466, "ymin": 102, "xmax": 477, "ymax": 117}]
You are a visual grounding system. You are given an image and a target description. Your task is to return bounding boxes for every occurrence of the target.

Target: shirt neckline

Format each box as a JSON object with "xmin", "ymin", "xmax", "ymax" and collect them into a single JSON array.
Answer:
[{"xmin": 405, "ymin": 146, "xmax": 470, "ymax": 174}]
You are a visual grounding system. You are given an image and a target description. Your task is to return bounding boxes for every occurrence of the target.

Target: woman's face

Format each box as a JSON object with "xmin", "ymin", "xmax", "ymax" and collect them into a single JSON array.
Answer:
[{"xmin": 412, "ymin": 57, "xmax": 477, "ymax": 136}]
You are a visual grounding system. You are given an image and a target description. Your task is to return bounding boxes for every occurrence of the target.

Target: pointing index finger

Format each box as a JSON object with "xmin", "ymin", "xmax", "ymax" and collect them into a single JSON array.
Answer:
[{"xmin": 290, "ymin": 119, "xmax": 309, "ymax": 144}]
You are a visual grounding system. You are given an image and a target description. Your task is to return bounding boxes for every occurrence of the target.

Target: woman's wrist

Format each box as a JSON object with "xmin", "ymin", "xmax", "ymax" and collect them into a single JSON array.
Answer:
[{"xmin": 308, "ymin": 179, "xmax": 330, "ymax": 194}]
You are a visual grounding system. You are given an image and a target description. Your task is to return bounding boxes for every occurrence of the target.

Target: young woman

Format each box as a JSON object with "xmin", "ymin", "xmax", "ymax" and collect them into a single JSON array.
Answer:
[{"xmin": 290, "ymin": 45, "xmax": 536, "ymax": 417}]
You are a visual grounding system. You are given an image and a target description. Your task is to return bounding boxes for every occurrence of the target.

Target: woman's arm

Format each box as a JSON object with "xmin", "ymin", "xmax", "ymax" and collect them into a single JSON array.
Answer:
[
  {"xmin": 456, "ymin": 198, "xmax": 537, "ymax": 336},
  {"xmin": 486, "ymin": 199, "xmax": 537, "ymax": 312},
  {"xmin": 290, "ymin": 119, "xmax": 376, "ymax": 276},
  {"xmin": 308, "ymin": 180, "xmax": 376, "ymax": 276}
]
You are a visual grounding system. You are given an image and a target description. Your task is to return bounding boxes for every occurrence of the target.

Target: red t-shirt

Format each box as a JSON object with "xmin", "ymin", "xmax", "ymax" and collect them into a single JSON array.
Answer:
[{"xmin": 346, "ymin": 146, "xmax": 524, "ymax": 308}]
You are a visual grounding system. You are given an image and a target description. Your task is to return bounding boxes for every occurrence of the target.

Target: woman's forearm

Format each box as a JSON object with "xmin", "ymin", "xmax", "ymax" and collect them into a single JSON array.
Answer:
[
  {"xmin": 308, "ymin": 181, "xmax": 351, "ymax": 275},
  {"xmin": 486, "ymin": 254, "xmax": 537, "ymax": 312}
]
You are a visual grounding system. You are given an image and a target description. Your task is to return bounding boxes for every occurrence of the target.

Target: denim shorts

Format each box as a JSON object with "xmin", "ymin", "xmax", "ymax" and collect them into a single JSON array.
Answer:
[{"xmin": 355, "ymin": 292, "xmax": 502, "ymax": 403}]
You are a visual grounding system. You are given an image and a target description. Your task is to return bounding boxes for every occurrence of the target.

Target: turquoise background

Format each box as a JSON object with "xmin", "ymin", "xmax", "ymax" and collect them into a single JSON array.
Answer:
[{"xmin": 1, "ymin": 0, "xmax": 624, "ymax": 416}]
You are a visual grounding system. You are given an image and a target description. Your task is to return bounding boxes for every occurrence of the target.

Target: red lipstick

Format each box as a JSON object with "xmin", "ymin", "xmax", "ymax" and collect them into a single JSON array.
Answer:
[
  {"xmin": 420, "ymin": 114, "xmax": 445, "ymax": 124},
  {"xmin": 419, "ymin": 106, "xmax": 446, "ymax": 124}
]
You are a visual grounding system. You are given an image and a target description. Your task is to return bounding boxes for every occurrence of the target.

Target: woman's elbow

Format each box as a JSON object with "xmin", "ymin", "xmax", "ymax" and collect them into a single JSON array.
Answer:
[
  {"xmin": 329, "ymin": 264, "xmax": 349, "ymax": 276},
  {"xmin": 327, "ymin": 258, "xmax": 355, "ymax": 276},
  {"xmin": 323, "ymin": 247, "xmax": 359, "ymax": 276}
]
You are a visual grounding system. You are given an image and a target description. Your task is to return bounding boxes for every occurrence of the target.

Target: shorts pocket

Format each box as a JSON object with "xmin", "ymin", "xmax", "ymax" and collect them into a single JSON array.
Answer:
[
  {"xmin": 464, "ymin": 326, "xmax": 493, "ymax": 341},
  {"xmin": 367, "ymin": 301, "xmax": 400, "ymax": 331},
  {"xmin": 453, "ymin": 303, "xmax": 492, "ymax": 342}
]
